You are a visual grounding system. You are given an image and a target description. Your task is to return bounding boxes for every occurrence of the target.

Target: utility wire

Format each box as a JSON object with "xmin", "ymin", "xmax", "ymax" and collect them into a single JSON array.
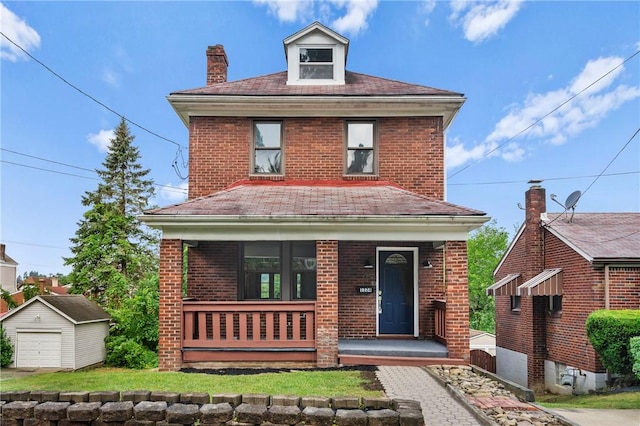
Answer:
[
  {"xmin": 448, "ymin": 49, "xmax": 640, "ymax": 180},
  {"xmin": 0, "ymin": 31, "xmax": 188, "ymax": 152},
  {"xmin": 2, "ymin": 148, "xmax": 95, "ymax": 173},
  {"xmin": 449, "ymin": 171, "xmax": 639, "ymax": 186},
  {"xmin": 2, "ymin": 159, "xmax": 188, "ymax": 194}
]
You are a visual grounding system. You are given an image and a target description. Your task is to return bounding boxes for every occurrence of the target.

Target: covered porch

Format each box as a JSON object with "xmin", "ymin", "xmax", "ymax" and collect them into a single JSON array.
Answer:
[{"xmin": 142, "ymin": 180, "xmax": 488, "ymax": 370}]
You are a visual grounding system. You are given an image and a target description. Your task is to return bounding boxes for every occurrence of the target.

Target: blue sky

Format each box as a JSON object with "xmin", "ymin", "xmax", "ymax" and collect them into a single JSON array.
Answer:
[{"xmin": 1, "ymin": 1, "xmax": 639, "ymax": 277}]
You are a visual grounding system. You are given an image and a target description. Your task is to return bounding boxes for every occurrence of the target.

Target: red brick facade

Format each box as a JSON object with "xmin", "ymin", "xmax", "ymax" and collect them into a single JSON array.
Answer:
[
  {"xmin": 188, "ymin": 116, "xmax": 444, "ymax": 200},
  {"xmin": 158, "ymin": 239, "xmax": 183, "ymax": 371}
]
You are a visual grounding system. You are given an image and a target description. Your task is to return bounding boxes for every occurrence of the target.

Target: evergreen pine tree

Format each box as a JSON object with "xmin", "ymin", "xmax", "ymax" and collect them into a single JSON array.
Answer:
[{"xmin": 65, "ymin": 118, "xmax": 158, "ymax": 308}]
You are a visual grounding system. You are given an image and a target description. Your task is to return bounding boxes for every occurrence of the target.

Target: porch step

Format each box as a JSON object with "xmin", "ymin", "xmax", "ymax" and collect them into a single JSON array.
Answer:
[
  {"xmin": 338, "ymin": 339, "xmax": 448, "ymax": 358},
  {"xmin": 339, "ymin": 354, "xmax": 467, "ymax": 367}
]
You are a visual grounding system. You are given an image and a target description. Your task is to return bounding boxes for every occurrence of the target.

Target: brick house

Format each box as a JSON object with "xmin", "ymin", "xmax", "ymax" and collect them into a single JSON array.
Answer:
[
  {"xmin": 142, "ymin": 22, "xmax": 488, "ymax": 371},
  {"xmin": 488, "ymin": 180, "xmax": 640, "ymax": 394}
]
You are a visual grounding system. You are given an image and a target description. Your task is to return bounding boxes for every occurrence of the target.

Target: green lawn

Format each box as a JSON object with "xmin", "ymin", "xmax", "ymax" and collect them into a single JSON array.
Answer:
[
  {"xmin": 536, "ymin": 391, "xmax": 640, "ymax": 409},
  {"xmin": 0, "ymin": 368, "xmax": 383, "ymax": 397}
]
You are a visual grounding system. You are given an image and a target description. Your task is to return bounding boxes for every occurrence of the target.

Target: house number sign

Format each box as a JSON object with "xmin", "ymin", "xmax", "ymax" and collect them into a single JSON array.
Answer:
[{"xmin": 357, "ymin": 286, "xmax": 374, "ymax": 294}]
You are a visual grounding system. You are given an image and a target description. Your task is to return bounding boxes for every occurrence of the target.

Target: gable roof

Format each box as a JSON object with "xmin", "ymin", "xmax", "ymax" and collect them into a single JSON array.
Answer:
[
  {"xmin": 543, "ymin": 213, "xmax": 640, "ymax": 263},
  {"xmin": 0, "ymin": 295, "xmax": 110, "ymax": 325},
  {"xmin": 141, "ymin": 180, "xmax": 488, "ymax": 241},
  {"xmin": 283, "ymin": 21, "xmax": 349, "ymax": 59},
  {"xmin": 171, "ymin": 71, "xmax": 461, "ymax": 97}
]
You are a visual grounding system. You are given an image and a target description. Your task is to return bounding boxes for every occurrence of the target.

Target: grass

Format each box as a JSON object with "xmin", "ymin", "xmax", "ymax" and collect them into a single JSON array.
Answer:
[
  {"xmin": 536, "ymin": 390, "xmax": 640, "ymax": 409},
  {"xmin": 0, "ymin": 367, "xmax": 383, "ymax": 397}
]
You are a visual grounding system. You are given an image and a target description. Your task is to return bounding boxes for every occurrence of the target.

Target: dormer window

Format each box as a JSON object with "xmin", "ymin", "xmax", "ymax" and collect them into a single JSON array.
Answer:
[
  {"xmin": 300, "ymin": 47, "xmax": 334, "ymax": 80},
  {"xmin": 284, "ymin": 22, "xmax": 348, "ymax": 86}
]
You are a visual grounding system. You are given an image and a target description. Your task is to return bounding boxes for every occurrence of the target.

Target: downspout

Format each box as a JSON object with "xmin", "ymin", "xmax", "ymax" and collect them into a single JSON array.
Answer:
[{"xmin": 604, "ymin": 264, "xmax": 610, "ymax": 309}]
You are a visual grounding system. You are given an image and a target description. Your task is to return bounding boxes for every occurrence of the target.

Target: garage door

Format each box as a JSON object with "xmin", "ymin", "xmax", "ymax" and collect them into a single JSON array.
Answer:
[{"xmin": 16, "ymin": 332, "xmax": 62, "ymax": 368}]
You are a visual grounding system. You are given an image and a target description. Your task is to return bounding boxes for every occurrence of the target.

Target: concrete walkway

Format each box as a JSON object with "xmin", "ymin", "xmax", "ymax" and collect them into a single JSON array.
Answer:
[
  {"xmin": 376, "ymin": 366, "xmax": 481, "ymax": 426},
  {"xmin": 549, "ymin": 407, "xmax": 640, "ymax": 426}
]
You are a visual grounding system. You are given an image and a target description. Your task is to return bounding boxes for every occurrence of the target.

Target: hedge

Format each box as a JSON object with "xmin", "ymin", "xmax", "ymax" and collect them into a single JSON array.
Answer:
[{"xmin": 586, "ymin": 309, "xmax": 640, "ymax": 375}]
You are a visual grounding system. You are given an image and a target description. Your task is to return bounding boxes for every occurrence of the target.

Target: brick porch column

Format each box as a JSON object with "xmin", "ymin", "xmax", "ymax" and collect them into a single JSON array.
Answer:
[
  {"xmin": 445, "ymin": 240, "xmax": 470, "ymax": 362},
  {"xmin": 159, "ymin": 239, "xmax": 183, "ymax": 371},
  {"xmin": 316, "ymin": 240, "xmax": 339, "ymax": 367}
]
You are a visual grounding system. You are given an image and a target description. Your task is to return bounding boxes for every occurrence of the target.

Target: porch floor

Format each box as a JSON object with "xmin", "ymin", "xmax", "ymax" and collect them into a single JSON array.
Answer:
[
  {"xmin": 338, "ymin": 338, "xmax": 461, "ymax": 366},
  {"xmin": 338, "ymin": 339, "xmax": 448, "ymax": 358}
]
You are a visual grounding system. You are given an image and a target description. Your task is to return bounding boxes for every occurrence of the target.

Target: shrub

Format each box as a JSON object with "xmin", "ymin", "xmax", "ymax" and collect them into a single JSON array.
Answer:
[
  {"xmin": 631, "ymin": 336, "xmax": 640, "ymax": 380},
  {"xmin": 586, "ymin": 309, "xmax": 640, "ymax": 375},
  {"xmin": 0, "ymin": 324, "xmax": 14, "ymax": 367},
  {"xmin": 104, "ymin": 335, "xmax": 157, "ymax": 369}
]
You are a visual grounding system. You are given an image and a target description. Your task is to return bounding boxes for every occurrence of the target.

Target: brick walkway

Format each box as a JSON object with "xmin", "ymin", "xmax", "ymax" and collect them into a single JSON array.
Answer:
[{"xmin": 376, "ymin": 366, "xmax": 481, "ymax": 426}]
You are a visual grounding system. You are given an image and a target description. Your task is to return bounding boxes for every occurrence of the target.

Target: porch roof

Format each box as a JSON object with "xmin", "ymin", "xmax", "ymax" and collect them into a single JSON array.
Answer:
[{"xmin": 141, "ymin": 180, "xmax": 489, "ymax": 241}]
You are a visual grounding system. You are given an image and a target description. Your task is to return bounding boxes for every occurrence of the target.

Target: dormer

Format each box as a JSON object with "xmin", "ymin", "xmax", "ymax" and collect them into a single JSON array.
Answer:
[{"xmin": 284, "ymin": 22, "xmax": 349, "ymax": 86}]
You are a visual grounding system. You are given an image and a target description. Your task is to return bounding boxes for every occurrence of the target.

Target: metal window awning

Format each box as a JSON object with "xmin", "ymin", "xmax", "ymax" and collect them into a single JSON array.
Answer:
[
  {"xmin": 486, "ymin": 273, "xmax": 522, "ymax": 296},
  {"xmin": 517, "ymin": 268, "xmax": 563, "ymax": 296}
]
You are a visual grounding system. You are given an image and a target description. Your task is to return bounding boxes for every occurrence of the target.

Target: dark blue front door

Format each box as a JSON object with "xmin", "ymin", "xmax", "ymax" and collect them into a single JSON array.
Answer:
[{"xmin": 378, "ymin": 251, "xmax": 414, "ymax": 335}]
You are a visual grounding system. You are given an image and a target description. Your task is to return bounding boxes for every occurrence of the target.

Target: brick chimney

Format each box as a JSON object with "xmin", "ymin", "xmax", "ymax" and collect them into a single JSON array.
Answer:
[
  {"xmin": 206, "ymin": 45, "xmax": 228, "ymax": 85},
  {"xmin": 524, "ymin": 179, "xmax": 546, "ymax": 279}
]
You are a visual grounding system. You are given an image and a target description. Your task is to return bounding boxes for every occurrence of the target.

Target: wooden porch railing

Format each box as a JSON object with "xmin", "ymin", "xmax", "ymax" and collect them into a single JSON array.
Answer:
[
  {"xmin": 433, "ymin": 299, "xmax": 446, "ymax": 345},
  {"xmin": 182, "ymin": 301, "xmax": 316, "ymax": 349}
]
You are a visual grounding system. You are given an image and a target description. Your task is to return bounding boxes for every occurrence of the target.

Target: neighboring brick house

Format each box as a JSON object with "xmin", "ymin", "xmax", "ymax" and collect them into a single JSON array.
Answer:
[
  {"xmin": 488, "ymin": 180, "xmax": 640, "ymax": 394},
  {"xmin": 142, "ymin": 22, "xmax": 488, "ymax": 371}
]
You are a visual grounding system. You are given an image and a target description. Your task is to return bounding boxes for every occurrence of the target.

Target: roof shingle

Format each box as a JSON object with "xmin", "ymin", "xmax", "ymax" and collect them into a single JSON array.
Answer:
[
  {"xmin": 544, "ymin": 213, "xmax": 640, "ymax": 260},
  {"xmin": 171, "ymin": 71, "xmax": 462, "ymax": 97},
  {"xmin": 147, "ymin": 180, "xmax": 485, "ymax": 217}
]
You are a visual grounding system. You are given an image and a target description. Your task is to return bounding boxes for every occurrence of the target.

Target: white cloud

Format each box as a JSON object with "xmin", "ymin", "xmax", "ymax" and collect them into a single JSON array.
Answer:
[
  {"xmin": 159, "ymin": 181, "xmax": 188, "ymax": 202},
  {"xmin": 102, "ymin": 68, "xmax": 121, "ymax": 88},
  {"xmin": 487, "ymin": 56, "xmax": 639, "ymax": 146},
  {"xmin": 252, "ymin": 0, "xmax": 379, "ymax": 36},
  {"xmin": 449, "ymin": 0, "xmax": 522, "ymax": 43},
  {"xmin": 419, "ymin": 0, "xmax": 437, "ymax": 26},
  {"xmin": 331, "ymin": 0, "xmax": 378, "ymax": 35},
  {"xmin": 87, "ymin": 129, "xmax": 114, "ymax": 153},
  {"xmin": 0, "ymin": 2, "xmax": 41, "ymax": 61},
  {"xmin": 446, "ymin": 139, "xmax": 497, "ymax": 169},
  {"xmin": 252, "ymin": 0, "xmax": 313, "ymax": 22}
]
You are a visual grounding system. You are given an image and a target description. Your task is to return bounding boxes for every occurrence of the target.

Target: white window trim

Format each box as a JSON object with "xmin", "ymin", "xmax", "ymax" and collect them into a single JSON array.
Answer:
[
  {"xmin": 345, "ymin": 120, "xmax": 377, "ymax": 175},
  {"xmin": 251, "ymin": 120, "xmax": 284, "ymax": 176}
]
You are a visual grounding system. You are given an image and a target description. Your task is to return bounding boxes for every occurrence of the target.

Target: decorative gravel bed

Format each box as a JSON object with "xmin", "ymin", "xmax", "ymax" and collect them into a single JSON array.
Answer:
[{"xmin": 428, "ymin": 366, "xmax": 569, "ymax": 426}]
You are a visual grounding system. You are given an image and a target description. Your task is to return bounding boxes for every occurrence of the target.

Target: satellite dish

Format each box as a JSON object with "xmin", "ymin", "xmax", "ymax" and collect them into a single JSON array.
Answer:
[
  {"xmin": 564, "ymin": 190, "xmax": 581, "ymax": 223},
  {"xmin": 565, "ymin": 190, "xmax": 581, "ymax": 210}
]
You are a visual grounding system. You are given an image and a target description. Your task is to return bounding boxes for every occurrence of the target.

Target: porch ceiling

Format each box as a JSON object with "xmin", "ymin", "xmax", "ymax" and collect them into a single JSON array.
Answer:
[{"xmin": 141, "ymin": 180, "xmax": 489, "ymax": 241}]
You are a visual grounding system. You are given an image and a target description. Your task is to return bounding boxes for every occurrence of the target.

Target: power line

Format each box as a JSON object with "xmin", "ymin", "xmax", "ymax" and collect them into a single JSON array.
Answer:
[
  {"xmin": 2, "ymin": 159, "xmax": 188, "ymax": 194},
  {"xmin": 447, "ymin": 49, "xmax": 640, "ymax": 180},
  {"xmin": 2, "ymin": 240, "xmax": 68, "ymax": 250},
  {"xmin": 581, "ymin": 128, "xmax": 640, "ymax": 198},
  {"xmin": 2, "ymin": 148, "xmax": 95, "ymax": 173},
  {"xmin": 0, "ymin": 31, "xmax": 188, "ymax": 151},
  {"xmin": 449, "ymin": 171, "xmax": 639, "ymax": 186}
]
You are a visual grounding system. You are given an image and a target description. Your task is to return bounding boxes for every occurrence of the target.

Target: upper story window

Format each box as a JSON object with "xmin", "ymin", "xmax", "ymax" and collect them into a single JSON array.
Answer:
[
  {"xmin": 299, "ymin": 48, "xmax": 333, "ymax": 80},
  {"xmin": 253, "ymin": 121, "xmax": 283, "ymax": 174},
  {"xmin": 346, "ymin": 121, "xmax": 375, "ymax": 174}
]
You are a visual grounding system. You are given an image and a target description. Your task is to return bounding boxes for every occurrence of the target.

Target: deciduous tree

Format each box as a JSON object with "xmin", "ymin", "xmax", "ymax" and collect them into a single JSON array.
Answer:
[{"xmin": 467, "ymin": 220, "xmax": 509, "ymax": 333}]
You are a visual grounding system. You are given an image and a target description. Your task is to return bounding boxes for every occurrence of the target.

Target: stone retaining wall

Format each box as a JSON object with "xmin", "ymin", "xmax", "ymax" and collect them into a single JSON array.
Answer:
[{"xmin": 0, "ymin": 391, "xmax": 424, "ymax": 426}]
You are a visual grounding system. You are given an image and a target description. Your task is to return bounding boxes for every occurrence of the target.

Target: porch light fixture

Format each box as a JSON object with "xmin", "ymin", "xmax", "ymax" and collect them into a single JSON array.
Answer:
[
  {"xmin": 364, "ymin": 258, "xmax": 374, "ymax": 269},
  {"xmin": 423, "ymin": 259, "xmax": 433, "ymax": 269}
]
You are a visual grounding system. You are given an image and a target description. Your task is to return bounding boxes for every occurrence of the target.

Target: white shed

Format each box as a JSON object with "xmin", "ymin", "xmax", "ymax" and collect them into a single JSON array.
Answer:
[{"xmin": 0, "ymin": 295, "xmax": 110, "ymax": 369}]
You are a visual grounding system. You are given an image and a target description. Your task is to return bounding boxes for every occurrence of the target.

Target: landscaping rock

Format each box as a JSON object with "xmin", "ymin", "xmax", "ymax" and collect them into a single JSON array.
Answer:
[
  {"xmin": 301, "ymin": 396, "xmax": 331, "ymax": 408},
  {"xmin": 268, "ymin": 404, "xmax": 301, "ymax": 424},
  {"xmin": 301, "ymin": 406, "xmax": 335, "ymax": 426},
  {"xmin": 100, "ymin": 401, "xmax": 135, "ymax": 422},
  {"xmin": 29, "ymin": 391, "xmax": 60, "ymax": 403},
  {"xmin": 59, "ymin": 392, "xmax": 89, "ymax": 403},
  {"xmin": 211, "ymin": 393, "xmax": 242, "ymax": 406},
  {"xmin": 122, "ymin": 391, "xmax": 151, "ymax": 403},
  {"xmin": 34, "ymin": 402, "xmax": 71, "ymax": 420},
  {"xmin": 200, "ymin": 402, "xmax": 234, "ymax": 424},
  {"xmin": 367, "ymin": 408, "xmax": 400, "ymax": 426},
  {"xmin": 67, "ymin": 401, "xmax": 102, "ymax": 422},
  {"xmin": 335, "ymin": 408, "xmax": 368, "ymax": 426},
  {"xmin": 332, "ymin": 397, "xmax": 360, "ymax": 409},
  {"xmin": 235, "ymin": 403, "xmax": 268, "ymax": 424},
  {"xmin": 134, "ymin": 401, "xmax": 167, "ymax": 422},
  {"xmin": 179, "ymin": 392, "xmax": 210, "ymax": 405},
  {"xmin": 89, "ymin": 391, "xmax": 120, "ymax": 402},
  {"xmin": 165, "ymin": 403, "xmax": 200, "ymax": 424},
  {"xmin": 150, "ymin": 392, "xmax": 181, "ymax": 403},
  {"xmin": 2, "ymin": 400, "xmax": 39, "ymax": 419},
  {"xmin": 271, "ymin": 395, "xmax": 300, "ymax": 407}
]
